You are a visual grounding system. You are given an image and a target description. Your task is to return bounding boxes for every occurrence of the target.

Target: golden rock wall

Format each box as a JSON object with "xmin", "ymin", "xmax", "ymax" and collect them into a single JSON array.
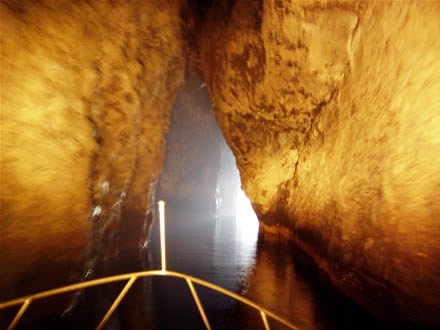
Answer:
[
  {"xmin": 1, "ymin": 0, "xmax": 440, "ymax": 327},
  {"xmin": 200, "ymin": 0, "xmax": 440, "ymax": 326},
  {"xmin": 0, "ymin": 0, "xmax": 186, "ymax": 300}
]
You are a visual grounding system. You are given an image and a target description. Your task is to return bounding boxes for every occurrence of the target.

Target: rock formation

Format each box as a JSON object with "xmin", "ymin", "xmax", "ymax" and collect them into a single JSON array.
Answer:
[
  {"xmin": 0, "ymin": 0, "xmax": 186, "ymax": 301},
  {"xmin": 1, "ymin": 0, "xmax": 440, "ymax": 328},
  {"xmin": 199, "ymin": 0, "xmax": 440, "ymax": 327}
]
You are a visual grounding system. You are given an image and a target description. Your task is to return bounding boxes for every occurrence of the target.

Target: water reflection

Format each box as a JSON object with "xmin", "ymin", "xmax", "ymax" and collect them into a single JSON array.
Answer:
[
  {"xmin": 214, "ymin": 188, "xmax": 259, "ymax": 290},
  {"xmin": 151, "ymin": 137, "xmax": 382, "ymax": 329},
  {"xmin": 237, "ymin": 239, "xmax": 318, "ymax": 329},
  {"xmin": 151, "ymin": 201, "xmax": 384, "ymax": 330},
  {"xmin": 151, "ymin": 201, "xmax": 259, "ymax": 329}
]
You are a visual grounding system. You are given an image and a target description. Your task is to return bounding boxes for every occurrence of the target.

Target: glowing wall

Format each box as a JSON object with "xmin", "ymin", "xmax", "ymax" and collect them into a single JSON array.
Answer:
[
  {"xmin": 199, "ymin": 0, "xmax": 440, "ymax": 327},
  {"xmin": 0, "ymin": 0, "xmax": 186, "ymax": 301}
]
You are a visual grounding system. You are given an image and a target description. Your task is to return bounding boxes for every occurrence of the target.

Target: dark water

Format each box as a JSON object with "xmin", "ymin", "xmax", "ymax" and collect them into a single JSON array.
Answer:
[
  {"xmin": 149, "ymin": 206, "xmax": 385, "ymax": 330},
  {"xmin": 3, "ymin": 200, "xmax": 385, "ymax": 330}
]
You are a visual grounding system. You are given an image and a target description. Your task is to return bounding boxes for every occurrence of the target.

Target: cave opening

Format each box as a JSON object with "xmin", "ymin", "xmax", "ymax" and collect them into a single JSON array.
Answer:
[
  {"xmin": 2, "ymin": 0, "xmax": 439, "ymax": 329},
  {"xmin": 153, "ymin": 72, "xmax": 260, "ymax": 275},
  {"xmin": 148, "ymin": 75, "xmax": 383, "ymax": 330},
  {"xmin": 149, "ymin": 74, "xmax": 262, "ymax": 329}
]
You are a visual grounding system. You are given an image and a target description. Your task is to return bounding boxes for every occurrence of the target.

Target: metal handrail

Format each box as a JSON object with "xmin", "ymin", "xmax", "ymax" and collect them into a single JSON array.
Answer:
[
  {"xmin": 0, "ymin": 270, "xmax": 299, "ymax": 330},
  {"xmin": 0, "ymin": 201, "xmax": 300, "ymax": 330}
]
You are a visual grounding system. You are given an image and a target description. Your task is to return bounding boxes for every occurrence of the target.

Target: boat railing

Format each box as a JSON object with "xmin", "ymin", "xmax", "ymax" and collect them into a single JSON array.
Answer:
[{"xmin": 0, "ymin": 201, "xmax": 299, "ymax": 330}]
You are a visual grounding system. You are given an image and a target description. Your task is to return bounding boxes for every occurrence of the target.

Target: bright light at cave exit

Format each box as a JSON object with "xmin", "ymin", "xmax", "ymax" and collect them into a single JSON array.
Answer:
[{"xmin": 235, "ymin": 188, "xmax": 259, "ymax": 242}]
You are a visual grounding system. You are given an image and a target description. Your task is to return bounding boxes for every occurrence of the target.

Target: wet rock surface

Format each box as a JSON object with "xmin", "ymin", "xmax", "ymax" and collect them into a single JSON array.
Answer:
[
  {"xmin": 0, "ymin": 0, "xmax": 186, "ymax": 303},
  {"xmin": 1, "ymin": 0, "xmax": 440, "ymax": 328},
  {"xmin": 199, "ymin": 0, "xmax": 440, "ymax": 327}
]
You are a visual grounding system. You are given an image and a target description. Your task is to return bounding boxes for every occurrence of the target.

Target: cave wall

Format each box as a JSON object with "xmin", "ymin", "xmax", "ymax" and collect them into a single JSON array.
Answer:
[
  {"xmin": 0, "ymin": 0, "xmax": 186, "ymax": 300},
  {"xmin": 1, "ymin": 0, "xmax": 439, "ymax": 327},
  {"xmin": 199, "ymin": 0, "xmax": 440, "ymax": 327},
  {"xmin": 157, "ymin": 75, "xmax": 224, "ymax": 214}
]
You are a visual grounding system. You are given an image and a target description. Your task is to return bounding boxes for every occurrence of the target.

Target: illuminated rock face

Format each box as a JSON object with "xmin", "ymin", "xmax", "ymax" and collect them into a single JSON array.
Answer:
[
  {"xmin": 200, "ymin": 0, "xmax": 440, "ymax": 327},
  {"xmin": 1, "ymin": 0, "xmax": 439, "ymax": 327},
  {"xmin": 0, "ymin": 0, "xmax": 185, "ymax": 300}
]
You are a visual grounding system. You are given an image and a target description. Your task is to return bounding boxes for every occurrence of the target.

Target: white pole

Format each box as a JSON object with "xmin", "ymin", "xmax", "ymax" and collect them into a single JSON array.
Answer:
[{"xmin": 158, "ymin": 200, "xmax": 167, "ymax": 272}]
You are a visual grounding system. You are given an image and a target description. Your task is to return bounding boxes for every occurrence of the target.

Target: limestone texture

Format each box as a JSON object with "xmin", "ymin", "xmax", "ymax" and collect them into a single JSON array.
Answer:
[
  {"xmin": 199, "ymin": 0, "xmax": 440, "ymax": 327},
  {"xmin": 0, "ymin": 0, "xmax": 186, "ymax": 301},
  {"xmin": 1, "ymin": 0, "xmax": 440, "ymax": 328}
]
